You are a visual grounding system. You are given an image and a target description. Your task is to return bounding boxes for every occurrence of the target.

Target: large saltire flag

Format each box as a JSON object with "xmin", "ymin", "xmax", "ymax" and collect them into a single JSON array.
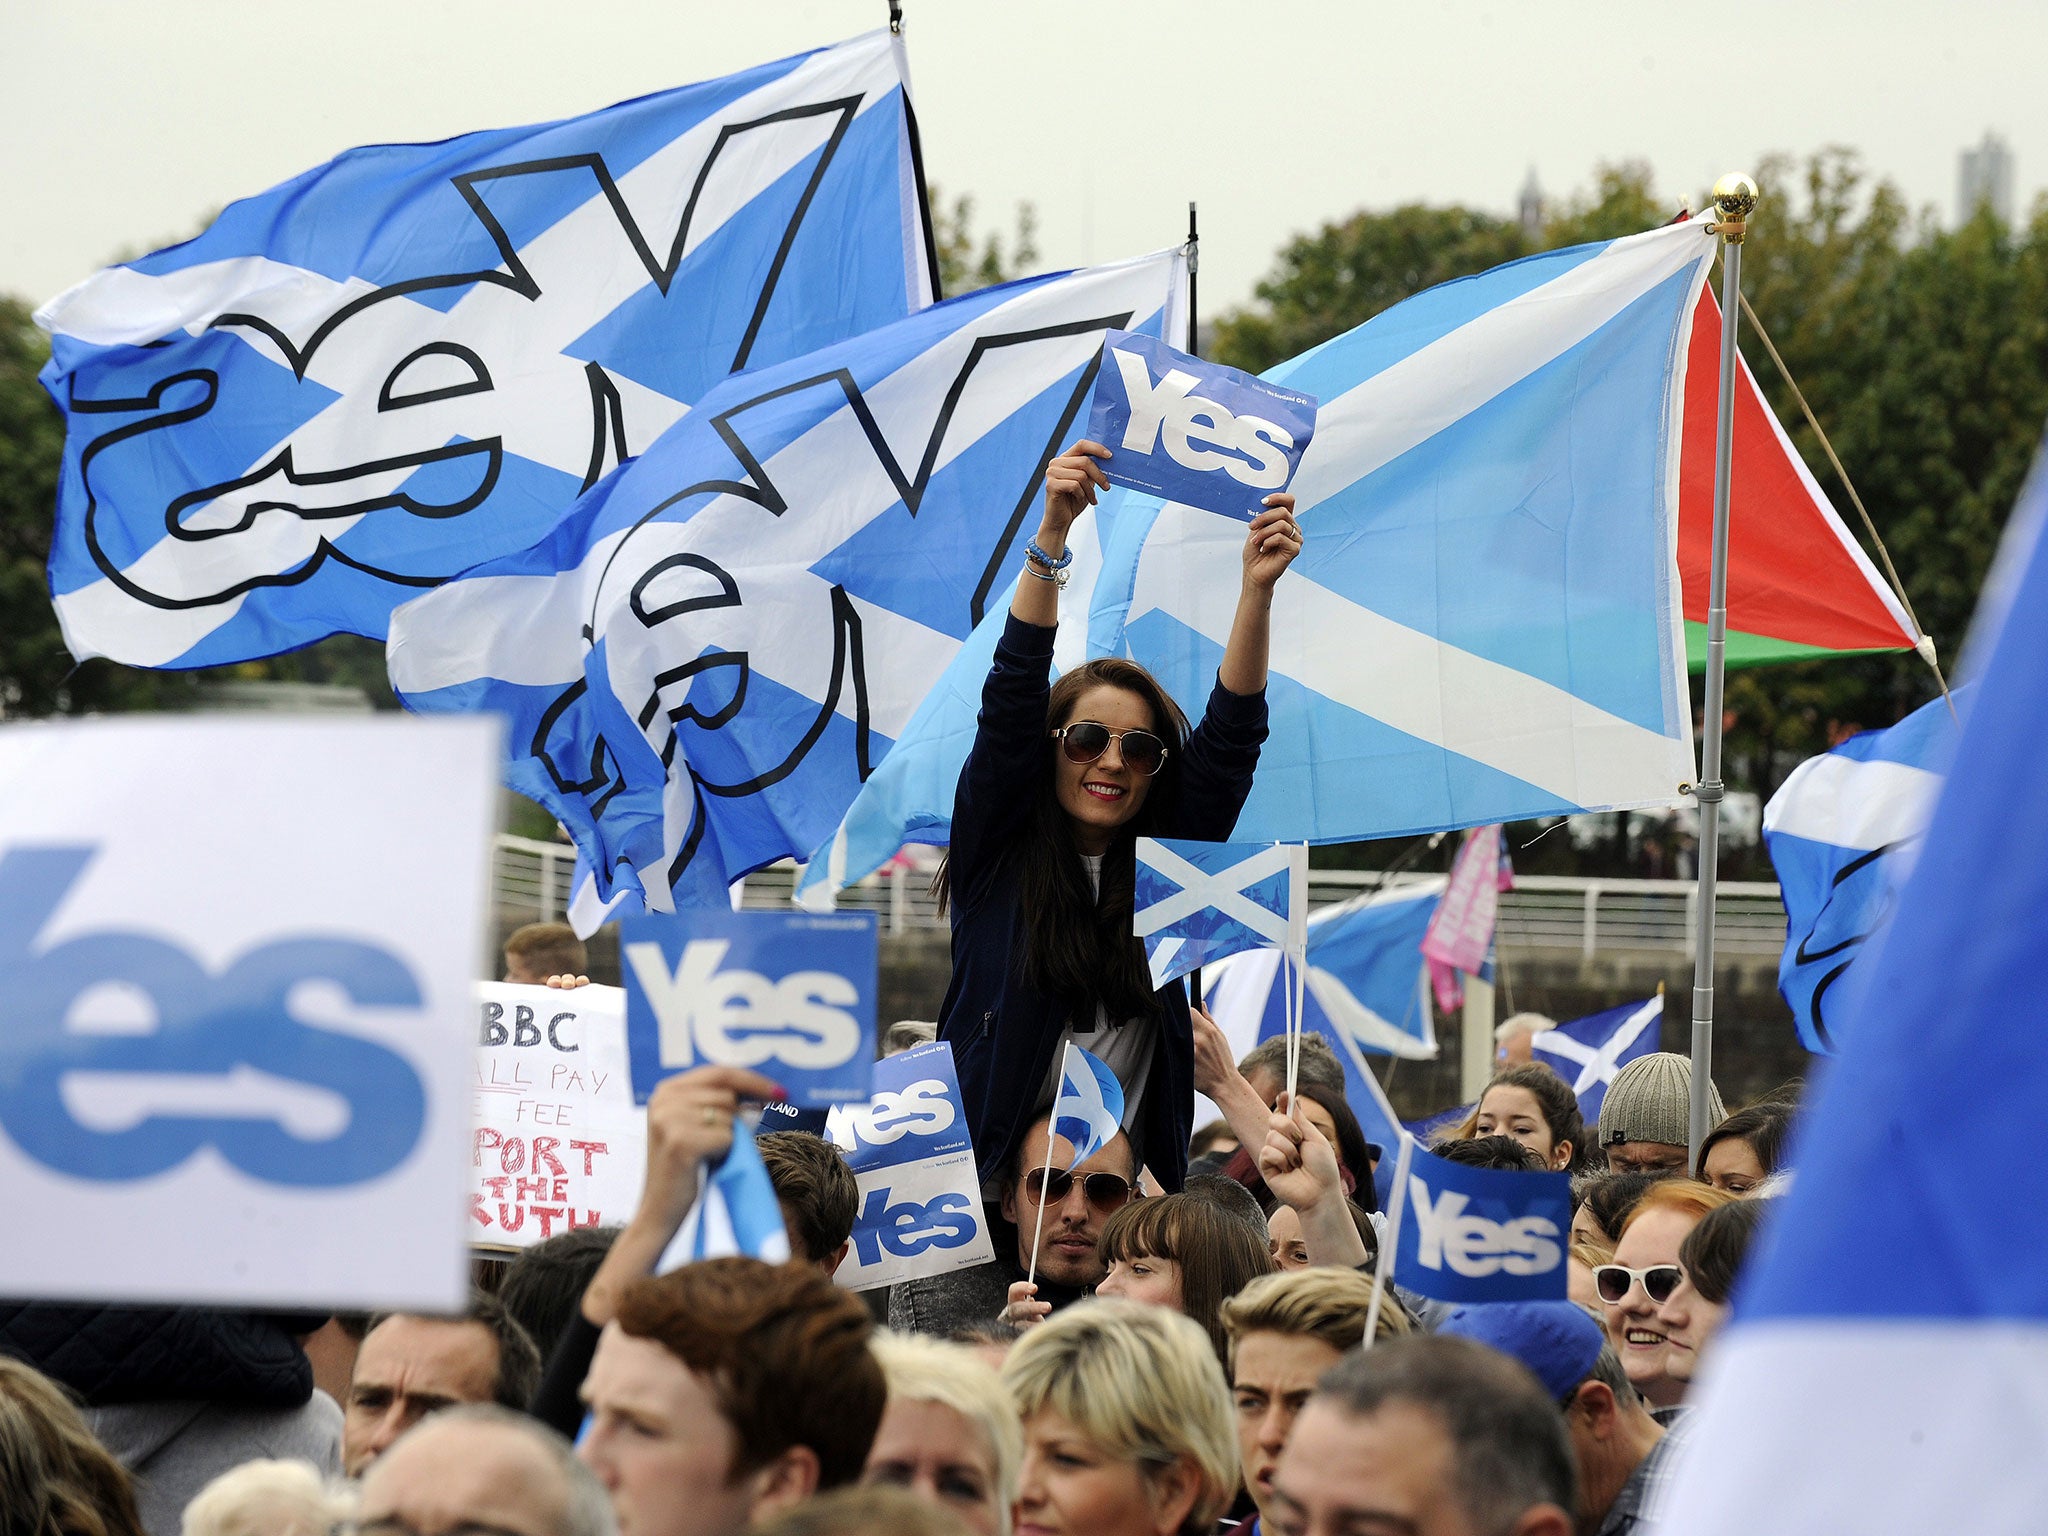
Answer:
[
  {"xmin": 1676, "ymin": 289, "xmax": 1920, "ymax": 669},
  {"xmin": 1762, "ymin": 690, "xmax": 1959, "ymax": 1054},
  {"xmin": 38, "ymin": 30, "xmax": 934, "ymax": 670},
  {"xmin": 1658, "ymin": 437, "xmax": 2048, "ymax": 1536},
  {"xmin": 799, "ymin": 214, "xmax": 1716, "ymax": 902},
  {"xmin": 391, "ymin": 251, "xmax": 1187, "ymax": 917}
]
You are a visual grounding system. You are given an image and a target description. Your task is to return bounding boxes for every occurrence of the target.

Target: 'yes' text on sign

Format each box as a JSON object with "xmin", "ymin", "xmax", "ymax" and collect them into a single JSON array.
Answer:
[
  {"xmin": 623, "ymin": 910, "xmax": 876, "ymax": 1108},
  {"xmin": 1085, "ymin": 330, "xmax": 1317, "ymax": 520},
  {"xmin": 826, "ymin": 1041, "xmax": 994, "ymax": 1291},
  {"xmin": 1392, "ymin": 1150, "xmax": 1572, "ymax": 1304}
]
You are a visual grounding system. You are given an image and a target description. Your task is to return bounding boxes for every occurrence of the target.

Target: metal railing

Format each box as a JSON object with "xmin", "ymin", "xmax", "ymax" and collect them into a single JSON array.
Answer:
[{"xmin": 491, "ymin": 836, "xmax": 1787, "ymax": 959}]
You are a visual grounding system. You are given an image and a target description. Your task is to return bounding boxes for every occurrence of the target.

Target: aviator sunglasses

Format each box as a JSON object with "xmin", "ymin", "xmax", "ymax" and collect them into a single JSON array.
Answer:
[
  {"xmin": 1051, "ymin": 722, "xmax": 1168, "ymax": 776},
  {"xmin": 1020, "ymin": 1167, "xmax": 1136, "ymax": 1212},
  {"xmin": 1593, "ymin": 1262, "xmax": 1685, "ymax": 1306}
]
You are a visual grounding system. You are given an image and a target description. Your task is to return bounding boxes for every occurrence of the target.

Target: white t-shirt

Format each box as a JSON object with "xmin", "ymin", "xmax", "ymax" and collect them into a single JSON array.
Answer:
[{"xmin": 1038, "ymin": 854, "xmax": 1156, "ymax": 1133}]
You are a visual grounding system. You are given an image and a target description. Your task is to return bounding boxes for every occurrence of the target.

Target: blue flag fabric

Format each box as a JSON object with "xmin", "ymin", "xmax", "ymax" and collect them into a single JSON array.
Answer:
[
  {"xmin": 1134, "ymin": 838, "xmax": 1307, "ymax": 987},
  {"xmin": 1763, "ymin": 693, "xmax": 1958, "ymax": 1053},
  {"xmin": 1657, "ymin": 443, "xmax": 2048, "ymax": 1534},
  {"xmin": 1051, "ymin": 1043, "xmax": 1125, "ymax": 1169},
  {"xmin": 39, "ymin": 31, "xmax": 931, "ymax": 670},
  {"xmin": 393, "ymin": 252, "xmax": 1186, "ymax": 919},
  {"xmin": 1085, "ymin": 331, "xmax": 1317, "ymax": 520},
  {"xmin": 1391, "ymin": 1149, "xmax": 1572, "ymax": 1304},
  {"xmin": 799, "ymin": 215, "xmax": 1716, "ymax": 905},
  {"xmin": 660, "ymin": 1115, "xmax": 791, "ymax": 1268},
  {"xmin": 1531, "ymin": 996, "xmax": 1662, "ymax": 1125}
]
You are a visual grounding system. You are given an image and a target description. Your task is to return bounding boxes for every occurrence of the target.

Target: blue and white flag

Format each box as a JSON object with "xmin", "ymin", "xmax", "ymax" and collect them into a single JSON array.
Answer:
[
  {"xmin": 40, "ymin": 31, "xmax": 932, "ymax": 670},
  {"xmin": 1085, "ymin": 331, "xmax": 1317, "ymax": 520},
  {"xmin": 1658, "ymin": 442, "xmax": 2048, "ymax": 1536},
  {"xmin": 1391, "ymin": 1149, "xmax": 1572, "ymax": 1304},
  {"xmin": 1763, "ymin": 693, "xmax": 1958, "ymax": 1053},
  {"xmin": 826, "ymin": 1041, "xmax": 995, "ymax": 1290},
  {"xmin": 1531, "ymin": 995, "xmax": 1662, "ymax": 1124},
  {"xmin": 394, "ymin": 251, "xmax": 1185, "ymax": 921},
  {"xmin": 1051, "ymin": 1042, "xmax": 1125, "ymax": 1169},
  {"xmin": 800, "ymin": 215, "xmax": 1716, "ymax": 903},
  {"xmin": 1135, "ymin": 837, "xmax": 1308, "ymax": 987},
  {"xmin": 660, "ymin": 1115, "xmax": 791, "ymax": 1269}
]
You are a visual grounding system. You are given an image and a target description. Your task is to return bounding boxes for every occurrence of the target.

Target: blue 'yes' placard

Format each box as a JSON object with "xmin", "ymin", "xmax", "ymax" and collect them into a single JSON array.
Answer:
[
  {"xmin": 1085, "ymin": 330, "xmax": 1318, "ymax": 520},
  {"xmin": 621, "ymin": 909, "xmax": 876, "ymax": 1109},
  {"xmin": 1393, "ymin": 1149, "xmax": 1573, "ymax": 1304}
]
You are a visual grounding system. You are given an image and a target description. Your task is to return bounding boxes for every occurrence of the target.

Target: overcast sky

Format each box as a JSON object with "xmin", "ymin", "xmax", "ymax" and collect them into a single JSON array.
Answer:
[{"xmin": 5, "ymin": 1, "xmax": 2042, "ymax": 318}]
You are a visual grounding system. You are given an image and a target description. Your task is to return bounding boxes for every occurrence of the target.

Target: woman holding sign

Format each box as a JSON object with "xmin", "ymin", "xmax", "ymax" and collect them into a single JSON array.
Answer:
[{"xmin": 936, "ymin": 439, "xmax": 1300, "ymax": 1196}]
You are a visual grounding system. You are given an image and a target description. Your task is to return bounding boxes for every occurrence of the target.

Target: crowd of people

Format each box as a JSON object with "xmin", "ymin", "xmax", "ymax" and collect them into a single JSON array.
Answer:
[{"xmin": 1, "ymin": 447, "xmax": 1801, "ymax": 1536}]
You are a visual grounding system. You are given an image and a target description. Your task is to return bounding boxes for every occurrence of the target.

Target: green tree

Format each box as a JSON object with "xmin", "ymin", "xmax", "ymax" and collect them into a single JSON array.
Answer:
[{"xmin": 928, "ymin": 183, "xmax": 1039, "ymax": 298}]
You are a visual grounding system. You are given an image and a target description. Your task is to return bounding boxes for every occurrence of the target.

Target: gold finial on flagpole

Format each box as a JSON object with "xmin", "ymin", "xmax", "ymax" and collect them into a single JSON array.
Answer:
[{"xmin": 1710, "ymin": 173, "xmax": 1759, "ymax": 244}]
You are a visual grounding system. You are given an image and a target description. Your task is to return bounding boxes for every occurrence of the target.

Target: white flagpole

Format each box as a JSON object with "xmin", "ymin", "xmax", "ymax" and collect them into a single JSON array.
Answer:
[
  {"xmin": 1362, "ymin": 1131, "xmax": 1416, "ymax": 1348},
  {"xmin": 1687, "ymin": 172, "xmax": 1760, "ymax": 1164},
  {"xmin": 1026, "ymin": 1042, "xmax": 1072, "ymax": 1289}
]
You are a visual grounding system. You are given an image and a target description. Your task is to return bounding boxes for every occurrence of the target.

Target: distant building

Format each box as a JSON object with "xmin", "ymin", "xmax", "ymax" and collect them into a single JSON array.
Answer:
[
  {"xmin": 1518, "ymin": 167, "xmax": 1545, "ymax": 243},
  {"xmin": 1958, "ymin": 132, "xmax": 2014, "ymax": 225}
]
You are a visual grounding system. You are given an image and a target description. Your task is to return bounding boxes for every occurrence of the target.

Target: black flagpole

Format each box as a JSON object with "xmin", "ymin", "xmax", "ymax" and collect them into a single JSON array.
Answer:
[{"xmin": 1186, "ymin": 201, "xmax": 1200, "ymax": 356}]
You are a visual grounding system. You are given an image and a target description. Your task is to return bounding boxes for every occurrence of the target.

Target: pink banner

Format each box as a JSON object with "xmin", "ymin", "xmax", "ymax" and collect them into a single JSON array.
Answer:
[{"xmin": 1421, "ymin": 826, "xmax": 1513, "ymax": 1013}]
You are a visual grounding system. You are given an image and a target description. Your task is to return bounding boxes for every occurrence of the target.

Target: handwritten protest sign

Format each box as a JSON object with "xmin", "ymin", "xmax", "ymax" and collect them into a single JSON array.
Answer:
[
  {"xmin": 471, "ymin": 982, "xmax": 644, "ymax": 1249},
  {"xmin": 1086, "ymin": 329, "xmax": 1317, "ymax": 519},
  {"xmin": 827, "ymin": 1042, "xmax": 994, "ymax": 1291},
  {"xmin": 623, "ymin": 910, "xmax": 877, "ymax": 1108},
  {"xmin": 0, "ymin": 716, "xmax": 498, "ymax": 1311}
]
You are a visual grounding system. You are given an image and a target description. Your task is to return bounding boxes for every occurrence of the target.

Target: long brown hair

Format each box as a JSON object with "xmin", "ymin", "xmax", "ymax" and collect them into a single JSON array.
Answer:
[
  {"xmin": 0, "ymin": 1357, "xmax": 147, "ymax": 1536},
  {"xmin": 937, "ymin": 657, "xmax": 1191, "ymax": 1026}
]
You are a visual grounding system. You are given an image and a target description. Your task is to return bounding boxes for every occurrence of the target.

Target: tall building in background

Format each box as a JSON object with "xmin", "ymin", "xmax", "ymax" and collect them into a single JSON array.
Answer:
[
  {"xmin": 1519, "ymin": 167, "xmax": 1545, "ymax": 242},
  {"xmin": 1958, "ymin": 132, "xmax": 2014, "ymax": 224}
]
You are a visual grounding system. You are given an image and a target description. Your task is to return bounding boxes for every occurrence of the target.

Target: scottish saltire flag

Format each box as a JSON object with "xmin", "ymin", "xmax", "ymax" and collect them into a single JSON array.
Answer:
[
  {"xmin": 1134, "ymin": 837, "xmax": 1308, "ymax": 987},
  {"xmin": 1391, "ymin": 1151, "xmax": 1571, "ymax": 1303},
  {"xmin": 392, "ymin": 251, "xmax": 1186, "ymax": 918},
  {"xmin": 39, "ymin": 31, "xmax": 933, "ymax": 669},
  {"xmin": 1659, "ymin": 441, "xmax": 2048, "ymax": 1536},
  {"xmin": 1203, "ymin": 878, "xmax": 1443, "ymax": 1066},
  {"xmin": 1051, "ymin": 1042, "xmax": 1125, "ymax": 1168},
  {"xmin": 1419, "ymin": 824, "xmax": 1513, "ymax": 1012},
  {"xmin": 659, "ymin": 1115, "xmax": 791, "ymax": 1269},
  {"xmin": 799, "ymin": 214, "xmax": 1715, "ymax": 903},
  {"xmin": 1531, "ymin": 996, "xmax": 1662, "ymax": 1124},
  {"xmin": 1763, "ymin": 692, "xmax": 1958, "ymax": 1053}
]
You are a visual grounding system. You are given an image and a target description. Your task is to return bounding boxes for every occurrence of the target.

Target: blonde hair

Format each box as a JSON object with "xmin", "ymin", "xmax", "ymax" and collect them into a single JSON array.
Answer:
[
  {"xmin": 182, "ymin": 1460, "xmax": 354, "ymax": 1536},
  {"xmin": 1219, "ymin": 1266, "xmax": 1410, "ymax": 1374},
  {"xmin": 1002, "ymin": 1300, "xmax": 1236, "ymax": 1533},
  {"xmin": 0, "ymin": 1357, "xmax": 145, "ymax": 1536},
  {"xmin": 869, "ymin": 1332, "xmax": 1023, "ymax": 1536}
]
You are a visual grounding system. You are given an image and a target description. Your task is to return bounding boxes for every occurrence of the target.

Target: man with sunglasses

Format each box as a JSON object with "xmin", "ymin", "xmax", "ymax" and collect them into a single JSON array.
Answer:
[{"xmin": 887, "ymin": 1112, "xmax": 1137, "ymax": 1336}]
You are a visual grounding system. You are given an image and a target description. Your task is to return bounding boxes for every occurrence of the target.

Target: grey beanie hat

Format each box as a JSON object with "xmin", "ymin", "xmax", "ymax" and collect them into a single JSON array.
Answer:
[{"xmin": 1597, "ymin": 1052, "xmax": 1725, "ymax": 1148}]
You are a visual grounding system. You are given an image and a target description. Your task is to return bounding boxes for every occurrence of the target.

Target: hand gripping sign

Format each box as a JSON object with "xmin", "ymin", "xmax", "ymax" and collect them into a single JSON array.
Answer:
[
  {"xmin": 826, "ymin": 1041, "xmax": 994, "ymax": 1291},
  {"xmin": 0, "ymin": 715, "xmax": 498, "ymax": 1311},
  {"xmin": 1085, "ymin": 330, "xmax": 1317, "ymax": 519},
  {"xmin": 622, "ymin": 909, "xmax": 876, "ymax": 1108}
]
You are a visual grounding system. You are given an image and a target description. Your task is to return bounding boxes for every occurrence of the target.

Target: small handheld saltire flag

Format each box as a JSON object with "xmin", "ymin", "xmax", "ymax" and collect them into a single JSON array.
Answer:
[
  {"xmin": 1419, "ymin": 825, "xmax": 1513, "ymax": 1012},
  {"xmin": 39, "ymin": 30, "xmax": 932, "ymax": 669},
  {"xmin": 1531, "ymin": 996, "xmax": 1662, "ymax": 1124},
  {"xmin": 799, "ymin": 213, "xmax": 1717, "ymax": 902},
  {"xmin": 1657, "ymin": 439, "xmax": 2048, "ymax": 1536},
  {"xmin": 392, "ymin": 250, "xmax": 1186, "ymax": 919},
  {"xmin": 1134, "ymin": 837, "xmax": 1308, "ymax": 988},
  {"xmin": 1390, "ymin": 1150, "xmax": 1572, "ymax": 1304},
  {"xmin": 1051, "ymin": 1042, "xmax": 1125, "ymax": 1168},
  {"xmin": 1676, "ymin": 289, "xmax": 1921, "ymax": 670},
  {"xmin": 658, "ymin": 1115, "xmax": 791, "ymax": 1269},
  {"xmin": 1763, "ymin": 693, "xmax": 1958, "ymax": 1053}
]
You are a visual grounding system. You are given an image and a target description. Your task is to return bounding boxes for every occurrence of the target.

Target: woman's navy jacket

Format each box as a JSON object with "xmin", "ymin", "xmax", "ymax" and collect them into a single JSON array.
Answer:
[{"xmin": 937, "ymin": 614, "xmax": 1267, "ymax": 1192}]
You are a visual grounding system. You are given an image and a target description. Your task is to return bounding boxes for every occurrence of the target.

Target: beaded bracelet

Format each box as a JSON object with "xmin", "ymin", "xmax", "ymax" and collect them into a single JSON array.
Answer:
[{"xmin": 1025, "ymin": 537, "xmax": 1074, "ymax": 572}]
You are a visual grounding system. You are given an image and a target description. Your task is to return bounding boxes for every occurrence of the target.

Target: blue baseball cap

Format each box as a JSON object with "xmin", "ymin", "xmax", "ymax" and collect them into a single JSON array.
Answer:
[{"xmin": 1437, "ymin": 1301, "xmax": 1605, "ymax": 1401}]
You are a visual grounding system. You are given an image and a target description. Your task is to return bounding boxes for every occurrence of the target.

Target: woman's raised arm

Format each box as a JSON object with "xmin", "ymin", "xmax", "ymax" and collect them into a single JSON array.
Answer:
[
  {"xmin": 1011, "ymin": 440, "xmax": 1111, "ymax": 628},
  {"xmin": 1216, "ymin": 493, "xmax": 1303, "ymax": 697}
]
